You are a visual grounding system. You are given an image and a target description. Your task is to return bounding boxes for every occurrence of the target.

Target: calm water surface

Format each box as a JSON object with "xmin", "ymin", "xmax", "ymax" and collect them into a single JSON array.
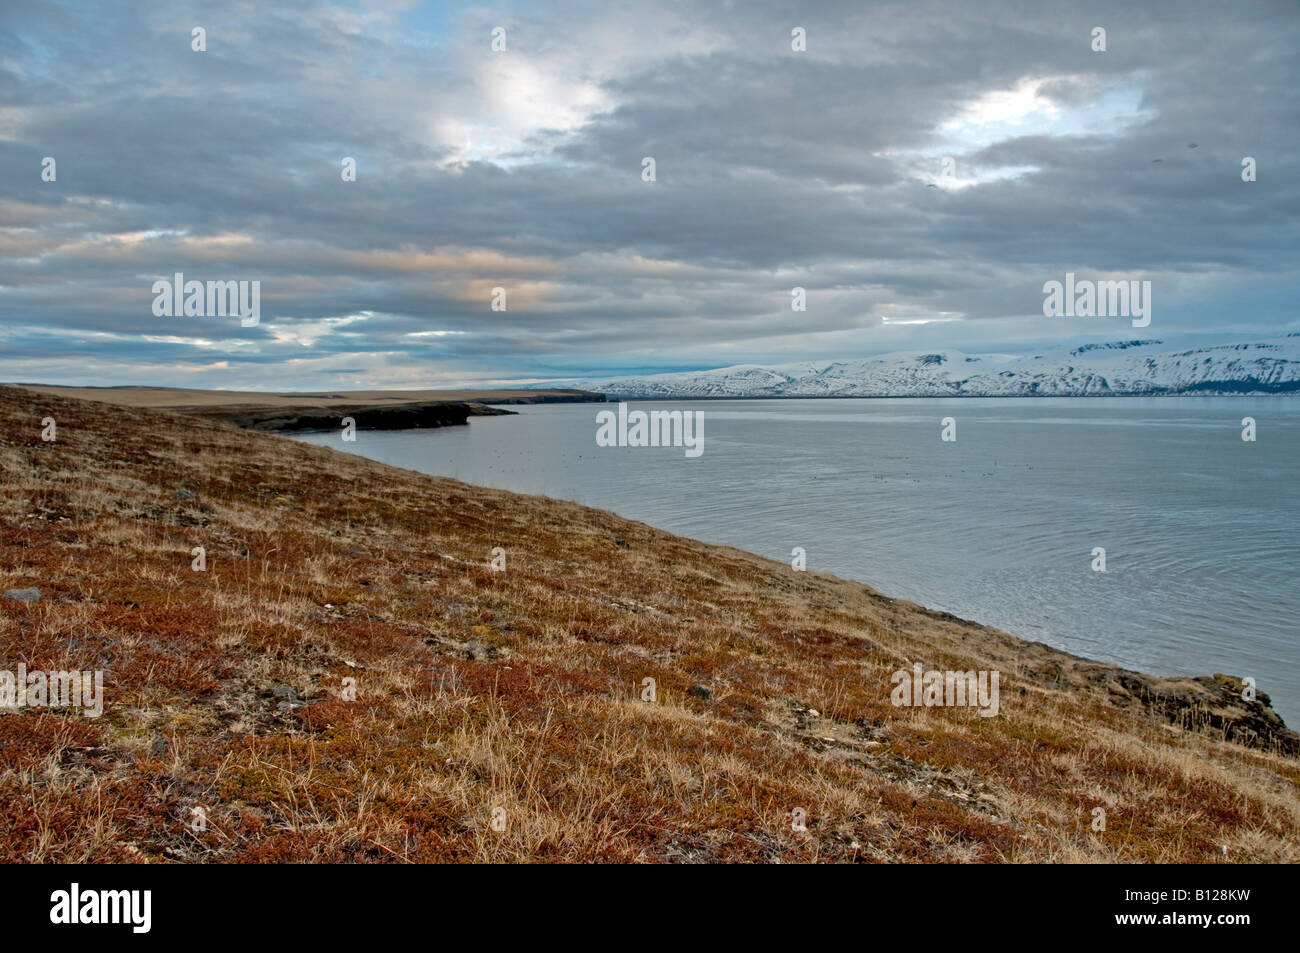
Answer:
[{"xmin": 295, "ymin": 397, "xmax": 1300, "ymax": 724}]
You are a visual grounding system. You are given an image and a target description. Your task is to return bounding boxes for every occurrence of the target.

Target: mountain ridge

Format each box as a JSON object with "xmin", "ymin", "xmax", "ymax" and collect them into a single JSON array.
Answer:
[{"xmin": 554, "ymin": 337, "xmax": 1300, "ymax": 398}]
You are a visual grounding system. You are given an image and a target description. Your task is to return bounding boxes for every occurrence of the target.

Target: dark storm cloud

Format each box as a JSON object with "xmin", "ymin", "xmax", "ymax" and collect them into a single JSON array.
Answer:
[{"xmin": 0, "ymin": 0, "xmax": 1296, "ymax": 387}]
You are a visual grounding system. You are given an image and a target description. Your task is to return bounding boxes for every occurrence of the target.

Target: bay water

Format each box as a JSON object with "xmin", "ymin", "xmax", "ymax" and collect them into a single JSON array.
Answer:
[{"xmin": 294, "ymin": 397, "xmax": 1300, "ymax": 724}]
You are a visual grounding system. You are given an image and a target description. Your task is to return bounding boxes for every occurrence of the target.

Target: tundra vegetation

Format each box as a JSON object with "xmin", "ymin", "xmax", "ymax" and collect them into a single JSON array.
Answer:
[{"xmin": 0, "ymin": 386, "xmax": 1296, "ymax": 863}]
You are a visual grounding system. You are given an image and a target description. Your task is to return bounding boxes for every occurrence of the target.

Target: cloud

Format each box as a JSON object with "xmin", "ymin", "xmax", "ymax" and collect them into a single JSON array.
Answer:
[{"xmin": 0, "ymin": 0, "xmax": 1297, "ymax": 387}]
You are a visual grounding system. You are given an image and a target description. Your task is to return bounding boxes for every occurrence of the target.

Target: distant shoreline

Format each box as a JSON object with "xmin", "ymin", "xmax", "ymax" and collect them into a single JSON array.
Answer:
[
  {"xmin": 12, "ymin": 383, "xmax": 1294, "ymax": 434},
  {"xmin": 3, "ymin": 384, "xmax": 607, "ymax": 433},
  {"xmin": 591, "ymin": 390, "xmax": 1300, "ymax": 400}
]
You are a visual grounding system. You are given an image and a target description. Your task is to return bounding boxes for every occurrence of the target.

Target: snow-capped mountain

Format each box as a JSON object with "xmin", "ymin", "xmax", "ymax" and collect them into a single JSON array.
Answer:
[{"xmin": 562, "ymin": 337, "xmax": 1300, "ymax": 398}]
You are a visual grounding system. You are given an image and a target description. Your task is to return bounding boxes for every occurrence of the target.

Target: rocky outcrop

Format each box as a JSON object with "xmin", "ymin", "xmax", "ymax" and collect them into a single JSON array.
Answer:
[
  {"xmin": 1145, "ymin": 674, "xmax": 1299, "ymax": 756},
  {"xmin": 192, "ymin": 400, "xmax": 513, "ymax": 433},
  {"xmin": 1011, "ymin": 642, "xmax": 1300, "ymax": 756}
]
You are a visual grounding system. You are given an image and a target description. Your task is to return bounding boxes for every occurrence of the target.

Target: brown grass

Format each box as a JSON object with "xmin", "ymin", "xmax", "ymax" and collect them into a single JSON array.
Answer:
[
  {"xmin": 0, "ymin": 385, "xmax": 1296, "ymax": 863},
  {"xmin": 10, "ymin": 384, "xmax": 599, "ymax": 410}
]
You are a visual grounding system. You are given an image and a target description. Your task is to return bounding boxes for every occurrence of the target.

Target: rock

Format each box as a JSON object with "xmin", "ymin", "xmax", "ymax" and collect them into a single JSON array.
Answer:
[
  {"xmin": 2, "ymin": 587, "xmax": 40, "ymax": 603},
  {"xmin": 807, "ymin": 708, "xmax": 820, "ymax": 717},
  {"xmin": 688, "ymin": 683, "xmax": 713, "ymax": 700},
  {"xmin": 213, "ymin": 401, "xmax": 482, "ymax": 433},
  {"xmin": 174, "ymin": 489, "xmax": 198, "ymax": 501},
  {"xmin": 272, "ymin": 684, "xmax": 303, "ymax": 713},
  {"xmin": 465, "ymin": 640, "xmax": 488, "ymax": 660}
]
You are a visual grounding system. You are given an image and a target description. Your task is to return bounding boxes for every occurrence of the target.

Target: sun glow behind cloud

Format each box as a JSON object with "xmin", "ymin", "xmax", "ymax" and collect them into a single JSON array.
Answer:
[{"xmin": 902, "ymin": 75, "xmax": 1155, "ymax": 190}]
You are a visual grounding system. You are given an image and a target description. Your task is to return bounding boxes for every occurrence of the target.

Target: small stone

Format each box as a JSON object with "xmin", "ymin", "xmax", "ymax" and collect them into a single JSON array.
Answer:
[
  {"xmin": 2, "ymin": 587, "xmax": 40, "ymax": 603},
  {"xmin": 174, "ymin": 489, "xmax": 198, "ymax": 501},
  {"xmin": 807, "ymin": 708, "xmax": 820, "ymax": 718},
  {"xmin": 688, "ymin": 683, "xmax": 713, "ymax": 700}
]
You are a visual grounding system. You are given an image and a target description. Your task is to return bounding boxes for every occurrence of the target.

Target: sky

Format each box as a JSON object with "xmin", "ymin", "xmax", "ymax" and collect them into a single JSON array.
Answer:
[{"xmin": 1, "ymin": 0, "xmax": 1297, "ymax": 390}]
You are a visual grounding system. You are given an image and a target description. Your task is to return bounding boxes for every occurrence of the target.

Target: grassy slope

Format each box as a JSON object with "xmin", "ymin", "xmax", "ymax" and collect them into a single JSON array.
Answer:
[
  {"xmin": 8, "ymin": 384, "xmax": 603, "ymax": 409},
  {"xmin": 1, "ymin": 387, "xmax": 1297, "ymax": 863}
]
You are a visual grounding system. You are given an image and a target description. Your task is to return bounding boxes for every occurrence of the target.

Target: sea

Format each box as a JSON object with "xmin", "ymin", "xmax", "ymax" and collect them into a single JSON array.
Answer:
[{"xmin": 294, "ymin": 396, "xmax": 1300, "ymax": 725}]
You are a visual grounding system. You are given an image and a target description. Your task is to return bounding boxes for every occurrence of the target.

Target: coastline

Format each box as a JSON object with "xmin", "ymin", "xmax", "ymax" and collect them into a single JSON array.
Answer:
[
  {"xmin": 5, "ymin": 384, "xmax": 607, "ymax": 433},
  {"xmin": 2, "ymin": 387, "xmax": 1297, "ymax": 862}
]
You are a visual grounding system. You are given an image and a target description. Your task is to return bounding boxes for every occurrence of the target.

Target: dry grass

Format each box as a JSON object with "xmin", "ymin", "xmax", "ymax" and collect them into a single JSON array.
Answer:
[
  {"xmin": 10, "ymin": 384, "xmax": 598, "ymax": 410},
  {"xmin": 1, "ymin": 386, "xmax": 1296, "ymax": 863}
]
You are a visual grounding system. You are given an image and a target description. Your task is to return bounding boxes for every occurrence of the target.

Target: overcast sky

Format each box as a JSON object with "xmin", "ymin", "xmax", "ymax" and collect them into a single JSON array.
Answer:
[{"xmin": 1, "ymin": 0, "xmax": 1297, "ymax": 389}]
